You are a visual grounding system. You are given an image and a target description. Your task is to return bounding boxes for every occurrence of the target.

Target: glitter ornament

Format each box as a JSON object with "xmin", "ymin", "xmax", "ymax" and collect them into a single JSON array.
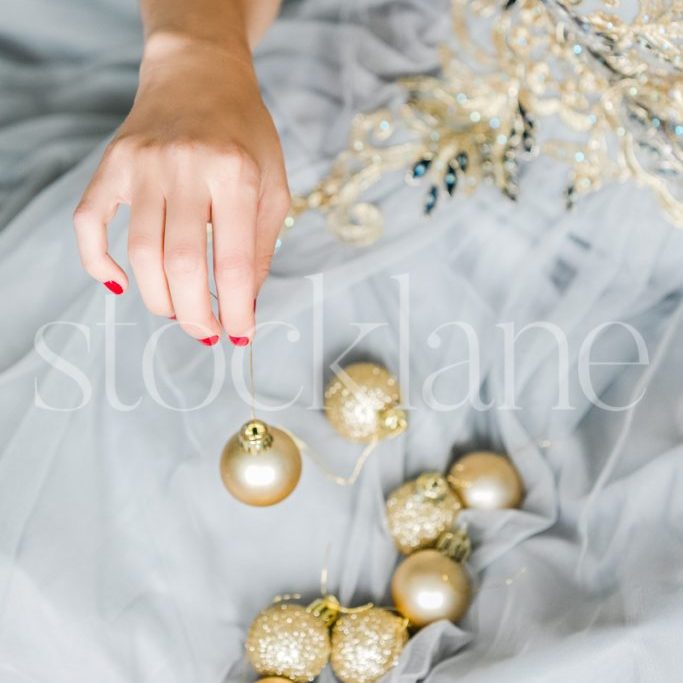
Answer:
[
  {"xmin": 391, "ymin": 548, "xmax": 471, "ymax": 628},
  {"xmin": 324, "ymin": 362, "xmax": 407, "ymax": 443},
  {"xmin": 448, "ymin": 451, "xmax": 523, "ymax": 510},
  {"xmin": 246, "ymin": 602, "xmax": 331, "ymax": 682},
  {"xmin": 386, "ymin": 472, "xmax": 462, "ymax": 554},
  {"xmin": 220, "ymin": 419, "xmax": 302, "ymax": 506},
  {"xmin": 330, "ymin": 607, "xmax": 409, "ymax": 683}
]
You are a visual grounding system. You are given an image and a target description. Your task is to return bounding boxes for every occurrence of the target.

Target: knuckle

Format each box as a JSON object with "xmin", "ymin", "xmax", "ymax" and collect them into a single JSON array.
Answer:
[
  {"xmin": 255, "ymin": 258, "xmax": 272, "ymax": 284},
  {"xmin": 164, "ymin": 140, "xmax": 200, "ymax": 160},
  {"xmin": 73, "ymin": 201, "xmax": 96, "ymax": 228},
  {"xmin": 256, "ymin": 252, "xmax": 273, "ymax": 274},
  {"xmin": 214, "ymin": 253, "xmax": 253, "ymax": 283},
  {"xmin": 128, "ymin": 235, "xmax": 159, "ymax": 266},
  {"xmin": 164, "ymin": 246, "xmax": 204, "ymax": 276},
  {"xmin": 220, "ymin": 147, "xmax": 261, "ymax": 188},
  {"xmin": 271, "ymin": 186, "xmax": 292, "ymax": 218},
  {"xmin": 106, "ymin": 137, "xmax": 135, "ymax": 163}
]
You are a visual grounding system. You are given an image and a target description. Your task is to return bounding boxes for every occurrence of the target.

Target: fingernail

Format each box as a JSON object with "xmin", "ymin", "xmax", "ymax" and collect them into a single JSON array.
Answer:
[
  {"xmin": 199, "ymin": 335, "xmax": 220, "ymax": 346},
  {"xmin": 229, "ymin": 336, "xmax": 250, "ymax": 347},
  {"xmin": 168, "ymin": 315, "xmax": 176, "ymax": 320},
  {"xmin": 104, "ymin": 280, "xmax": 123, "ymax": 295}
]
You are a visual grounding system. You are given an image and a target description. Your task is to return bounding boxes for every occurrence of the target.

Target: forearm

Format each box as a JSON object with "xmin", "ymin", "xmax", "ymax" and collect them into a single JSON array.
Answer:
[{"xmin": 140, "ymin": 0, "xmax": 282, "ymax": 56}]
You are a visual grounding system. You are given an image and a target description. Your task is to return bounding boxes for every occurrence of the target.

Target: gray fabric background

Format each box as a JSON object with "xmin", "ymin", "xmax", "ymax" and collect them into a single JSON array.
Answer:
[{"xmin": 1, "ymin": 1, "xmax": 682, "ymax": 681}]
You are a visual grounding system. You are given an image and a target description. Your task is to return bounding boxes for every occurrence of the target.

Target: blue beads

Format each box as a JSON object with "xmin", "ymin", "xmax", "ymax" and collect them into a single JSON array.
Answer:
[
  {"xmin": 444, "ymin": 165, "xmax": 458, "ymax": 196},
  {"xmin": 412, "ymin": 158, "xmax": 432, "ymax": 178},
  {"xmin": 424, "ymin": 186, "xmax": 439, "ymax": 214},
  {"xmin": 456, "ymin": 152, "xmax": 469, "ymax": 172}
]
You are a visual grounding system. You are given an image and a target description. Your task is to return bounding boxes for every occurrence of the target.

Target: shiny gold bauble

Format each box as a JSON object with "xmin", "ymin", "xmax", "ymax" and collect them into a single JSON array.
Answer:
[
  {"xmin": 246, "ymin": 603, "xmax": 331, "ymax": 683},
  {"xmin": 220, "ymin": 419, "xmax": 302, "ymax": 506},
  {"xmin": 386, "ymin": 472, "xmax": 462, "ymax": 554},
  {"xmin": 391, "ymin": 549, "xmax": 471, "ymax": 628},
  {"xmin": 447, "ymin": 451, "xmax": 523, "ymax": 510},
  {"xmin": 324, "ymin": 362, "xmax": 407, "ymax": 443},
  {"xmin": 330, "ymin": 607, "xmax": 408, "ymax": 683}
]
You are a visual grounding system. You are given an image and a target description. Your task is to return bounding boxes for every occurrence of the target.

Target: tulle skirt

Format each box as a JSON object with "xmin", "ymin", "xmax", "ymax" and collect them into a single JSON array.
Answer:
[{"xmin": 1, "ymin": 1, "xmax": 683, "ymax": 681}]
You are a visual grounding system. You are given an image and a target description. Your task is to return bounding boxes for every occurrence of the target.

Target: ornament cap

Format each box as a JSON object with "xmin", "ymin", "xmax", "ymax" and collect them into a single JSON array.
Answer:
[
  {"xmin": 307, "ymin": 595, "xmax": 342, "ymax": 626},
  {"xmin": 238, "ymin": 419, "xmax": 274, "ymax": 452},
  {"xmin": 415, "ymin": 472, "xmax": 450, "ymax": 500},
  {"xmin": 307, "ymin": 595, "xmax": 374, "ymax": 627},
  {"xmin": 378, "ymin": 405, "xmax": 407, "ymax": 437},
  {"xmin": 435, "ymin": 527, "xmax": 471, "ymax": 563}
]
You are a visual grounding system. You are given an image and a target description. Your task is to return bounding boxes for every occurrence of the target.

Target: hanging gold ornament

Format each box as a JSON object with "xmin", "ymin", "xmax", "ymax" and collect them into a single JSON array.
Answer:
[
  {"xmin": 324, "ymin": 362, "xmax": 407, "ymax": 443},
  {"xmin": 220, "ymin": 419, "xmax": 302, "ymax": 507},
  {"xmin": 391, "ymin": 529, "xmax": 472, "ymax": 628},
  {"xmin": 330, "ymin": 607, "xmax": 409, "ymax": 683},
  {"xmin": 447, "ymin": 451, "xmax": 523, "ymax": 510},
  {"xmin": 385, "ymin": 472, "xmax": 463, "ymax": 554},
  {"xmin": 246, "ymin": 601, "xmax": 331, "ymax": 683}
]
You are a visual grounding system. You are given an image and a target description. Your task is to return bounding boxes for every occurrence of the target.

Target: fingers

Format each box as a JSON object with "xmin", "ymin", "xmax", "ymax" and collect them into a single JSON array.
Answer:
[
  {"xmin": 164, "ymin": 191, "xmax": 222, "ymax": 343},
  {"xmin": 255, "ymin": 174, "xmax": 291, "ymax": 294},
  {"xmin": 211, "ymin": 152, "xmax": 259, "ymax": 344},
  {"xmin": 73, "ymin": 156, "xmax": 129, "ymax": 293},
  {"xmin": 76, "ymin": 139, "xmax": 289, "ymax": 347},
  {"xmin": 127, "ymin": 186, "xmax": 173, "ymax": 317}
]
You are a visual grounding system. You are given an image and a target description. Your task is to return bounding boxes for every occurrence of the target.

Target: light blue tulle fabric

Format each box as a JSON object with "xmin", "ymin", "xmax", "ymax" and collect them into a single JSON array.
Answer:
[{"xmin": 1, "ymin": 1, "xmax": 683, "ymax": 682}]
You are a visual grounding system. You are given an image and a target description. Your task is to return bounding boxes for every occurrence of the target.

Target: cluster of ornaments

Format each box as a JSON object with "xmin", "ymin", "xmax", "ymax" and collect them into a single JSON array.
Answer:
[
  {"xmin": 220, "ymin": 362, "xmax": 407, "ymax": 507},
  {"xmin": 219, "ymin": 361, "xmax": 525, "ymax": 682},
  {"xmin": 246, "ymin": 596, "xmax": 408, "ymax": 683},
  {"xmin": 387, "ymin": 450, "xmax": 524, "ymax": 627}
]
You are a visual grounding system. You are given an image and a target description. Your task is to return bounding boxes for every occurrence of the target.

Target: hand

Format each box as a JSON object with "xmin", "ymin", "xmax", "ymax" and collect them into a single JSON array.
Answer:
[{"xmin": 74, "ymin": 34, "xmax": 290, "ymax": 346}]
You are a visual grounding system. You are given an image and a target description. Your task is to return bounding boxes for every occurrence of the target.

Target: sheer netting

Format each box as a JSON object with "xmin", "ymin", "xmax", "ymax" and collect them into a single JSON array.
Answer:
[{"xmin": 1, "ymin": 1, "xmax": 682, "ymax": 682}]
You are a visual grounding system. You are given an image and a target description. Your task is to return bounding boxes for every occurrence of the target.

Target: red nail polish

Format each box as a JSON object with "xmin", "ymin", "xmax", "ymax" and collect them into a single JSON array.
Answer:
[
  {"xmin": 229, "ymin": 336, "xmax": 250, "ymax": 347},
  {"xmin": 199, "ymin": 335, "xmax": 220, "ymax": 346},
  {"xmin": 104, "ymin": 280, "xmax": 123, "ymax": 295},
  {"xmin": 168, "ymin": 315, "xmax": 176, "ymax": 320}
]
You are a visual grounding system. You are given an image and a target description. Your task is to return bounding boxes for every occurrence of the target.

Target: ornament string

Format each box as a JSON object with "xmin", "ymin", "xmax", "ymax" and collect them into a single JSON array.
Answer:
[
  {"xmin": 279, "ymin": 427, "xmax": 379, "ymax": 486},
  {"xmin": 212, "ymin": 288, "xmax": 380, "ymax": 487},
  {"xmin": 248, "ymin": 342, "xmax": 256, "ymax": 421}
]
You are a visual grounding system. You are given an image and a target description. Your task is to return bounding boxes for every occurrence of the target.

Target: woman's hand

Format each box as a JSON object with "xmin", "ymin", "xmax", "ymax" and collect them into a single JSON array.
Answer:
[{"xmin": 74, "ymin": 33, "xmax": 290, "ymax": 346}]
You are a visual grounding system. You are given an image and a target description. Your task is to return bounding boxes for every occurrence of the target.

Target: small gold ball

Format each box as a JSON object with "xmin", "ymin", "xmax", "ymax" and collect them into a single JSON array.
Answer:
[
  {"xmin": 246, "ymin": 603, "xmax": 331, "ymax": 683},
  {"xmin": 391, "ymin": 549, "xmax": 471, "ymax": 628},
  {"xmin": 220, "ymin": 421, "xmax": 302, "ymax": 506},
  {"xmin": 386, "ymin": 473, "xmax": 462, "ymax": 554},
  {"xmin": 324, "ymin": 363, "xmax": 406, "ymax": 443},
  {"xmin": 447, "ymin": 451, "xmax": 523, "ymax": 510},
  {"xmin": 330, "ymin": 608, "xmax": 408, "ymax": 683}
]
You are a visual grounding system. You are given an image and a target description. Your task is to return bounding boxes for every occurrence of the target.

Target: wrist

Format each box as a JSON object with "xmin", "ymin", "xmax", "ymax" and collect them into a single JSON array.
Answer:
[{"xmin": 141, "ymin": 30, "xmax": 257, "ymax": 81}]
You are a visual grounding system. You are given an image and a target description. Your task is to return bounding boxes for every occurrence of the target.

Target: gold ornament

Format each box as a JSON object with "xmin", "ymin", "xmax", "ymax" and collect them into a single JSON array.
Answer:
[
  {"xmin": 448, "ymin": 451, "xmax": 523, "ymax": 510},
  {"xmin": 391, "ymin": 548, "xmax": 472, "ymax": 628},
  {"xmin": 386, "ymin": 472, "xmax": 462, "ymax": 554},
  {"xmin": 220, "ymin": 419, "xmax": 302, "ymax": 506},
  {"xmin": 324, "ymin": 363, "xmax": 407, "ymax": 443},
  {"xmin": 246, "ymin": 602, "xmax": 331, "ymax": 683},
  {"xmin": 330, "ymin": 607, "xmax": 409, "ymax": 683}
]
